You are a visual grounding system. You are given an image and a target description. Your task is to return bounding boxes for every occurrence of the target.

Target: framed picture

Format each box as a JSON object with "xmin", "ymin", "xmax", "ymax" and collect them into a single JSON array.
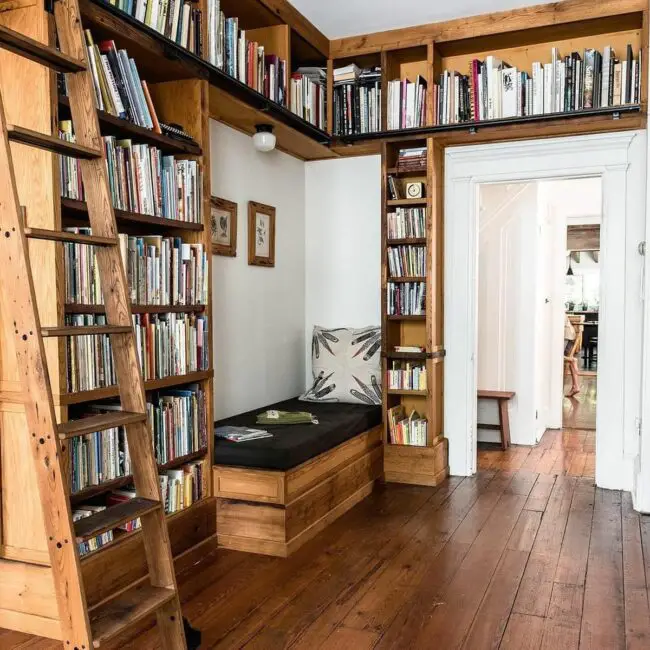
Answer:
[
  {"xmin": 210, "ymin": 197, "xmax": 237, "ymax": 257},
  {"xmin": 248, "ymin": 201, "xmax": 276, "ymax": 267}
]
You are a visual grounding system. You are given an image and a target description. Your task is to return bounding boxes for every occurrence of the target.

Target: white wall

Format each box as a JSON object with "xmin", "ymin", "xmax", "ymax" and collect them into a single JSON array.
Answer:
[
  {"xmin": 211, "ymin": 121, "xmax": 306, "ymax": 420},
  {"xmin": 304, "ymin": 155, "xmax": 381, "ymax": 383}
]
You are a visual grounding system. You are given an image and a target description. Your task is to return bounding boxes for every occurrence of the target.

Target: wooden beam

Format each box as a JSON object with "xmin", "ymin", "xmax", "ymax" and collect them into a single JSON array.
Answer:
[
  {"xmin": 567, "ymin": 225, "xmax": 600, "ymax": 251},
  {"xmin": 330, "ymin": 0, "xmax": 646, "ymax": 57}
]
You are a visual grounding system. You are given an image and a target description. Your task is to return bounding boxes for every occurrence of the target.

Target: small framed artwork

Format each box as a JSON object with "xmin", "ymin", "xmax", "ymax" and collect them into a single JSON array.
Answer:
[
  {"xmin": 248, "ymin": 201, "xmax": 276, "ymax": 267},
  {"xmin": 210, "ymin": 197, "xmax": 237, "ymax": 257}
]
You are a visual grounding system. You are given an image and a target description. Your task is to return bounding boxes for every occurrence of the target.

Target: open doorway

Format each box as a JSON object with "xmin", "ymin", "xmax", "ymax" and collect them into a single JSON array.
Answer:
[{"xmin": 475, "ymin": 177, "xmax": 601, "ymax": 475}]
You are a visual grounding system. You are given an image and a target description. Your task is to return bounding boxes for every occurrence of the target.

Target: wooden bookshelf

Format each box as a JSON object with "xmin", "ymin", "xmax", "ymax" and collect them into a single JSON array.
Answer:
[
  {"xmin": 0, "ymin": 0, "xmax": 216, "ymax": 622},
  {"xmin": 382, "ymin": 138, "xmax": 447, "ymax": 486},
  {"xmin": 64, "ymin": 303, "xmax": 207, "ymax": 314}
]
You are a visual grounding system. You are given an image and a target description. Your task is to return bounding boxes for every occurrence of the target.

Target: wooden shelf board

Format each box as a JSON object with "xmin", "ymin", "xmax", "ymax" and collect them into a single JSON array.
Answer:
[
  {"xmin": 58, "ymin": 95, "xmax": 202, "ymax": 155},
  {"xmin": 60, "ymin": 370, "xmax": 213, "ymax": 405},
  {"xmin": 65, "ymin": 304, "xmax": 207, "ymax": 315},
  {"xmin": 387, "ymin": 238, "xmax": 427, "ymax": 245},
  {"xmin": 69, "ymin": 448, "xmax": 209, "ymax": 506},
  {"xmin": 61, "ymin": 198, "xmax": 204, "ymax": 232},
  {"xmin": 386, "ymin": 315, "xmax": 426, "ymax": 321},
  {"xmin": 386, "ymin": 198, "xmax": 427, "ymax": 207},
  {"xmin": 386, "ymin": 389, "xmax": 429, "ymax": 396},
  {"xmin": 384, "ymin": 350, "xmax": 445, "ymax": 360},
  {"xmin": 387, "ymin": 276, "xmax": 426, "ymax": 283},
  {"xmin": 387, "ymin": 167, "xmax": 427, "ymax": 176}
]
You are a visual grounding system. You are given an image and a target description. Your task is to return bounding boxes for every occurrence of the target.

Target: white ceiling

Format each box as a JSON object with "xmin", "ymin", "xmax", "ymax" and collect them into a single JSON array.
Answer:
[{"xmin": 288, "ymin": 0, "xmax": 554, "ymax": 39}]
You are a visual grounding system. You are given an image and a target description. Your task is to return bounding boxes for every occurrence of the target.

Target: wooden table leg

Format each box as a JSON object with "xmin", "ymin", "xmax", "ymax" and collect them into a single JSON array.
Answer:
[{"xmin": 498, "ymin": 399, "xmax": 511, "ymax": 451}]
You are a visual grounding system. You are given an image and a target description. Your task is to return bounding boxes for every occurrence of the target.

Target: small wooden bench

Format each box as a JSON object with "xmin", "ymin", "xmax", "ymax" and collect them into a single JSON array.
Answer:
[{"xmin": 477, "ymin": 390, "xmax": 516, "ymax": 450}]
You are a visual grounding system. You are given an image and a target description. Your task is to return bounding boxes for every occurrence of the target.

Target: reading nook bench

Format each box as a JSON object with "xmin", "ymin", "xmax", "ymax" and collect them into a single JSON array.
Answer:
[{"xmin": 213, "ymin": 398, "xmax": 383, "ymax": 557}]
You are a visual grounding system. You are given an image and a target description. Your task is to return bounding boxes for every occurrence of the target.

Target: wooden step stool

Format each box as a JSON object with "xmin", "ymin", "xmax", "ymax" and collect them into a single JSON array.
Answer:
[{"xmin": 477, "ymin": 390, "xmax": 516, "ymax": 450}]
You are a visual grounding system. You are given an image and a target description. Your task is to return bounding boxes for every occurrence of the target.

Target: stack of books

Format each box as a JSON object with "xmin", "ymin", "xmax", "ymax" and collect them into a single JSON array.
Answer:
[
  {"xmin": 59, "ymin": 132, "xmax": 203, "ymax": 225},
  {"xmin": 387, "ymin": 281, "xmax": 426, "ymax": 316},
  {"xmin": 290, "ymin": 67, "xmax": 327, "ymax": 129},
  {"xmin": 64, "ymin": 232, "xmax": 208, "ymax": 307},
  {"xmin": 111, "ymin": 2, "xmax": 202, "ymax": 55},
  {"xmin": 83, "ymin": 32, "xmax": 160, "ymax": 129},
  {"xmin": 387, "ymin": 208, "xmax": 427, "ymax": 239},
  {"xmin": 396, "ymin": 147, "xmax": 427, "ymax": 172},
  {"xmin": 387, "ymin": 76, "xmax": 427, "ymax": 130},
  {"xmin": 159, "ymin": 462, "xmax": 204, "ymax": 513},
  {"xmin": 65, "ymin": 314, "xmax": 117, "ymax": 392},
  {"xmin": 388, "ymin": 246, "xmax": 426, "ymax": 278},
  {"xmin": 435, "ymin": 44, "xmax": 642, "ymax": 125},
  {"xmin": 387, "ymin": 361, "xmax": 427, "ymax": 391},
  {"xmin": 148, "ymin": 384, "xmax": 208, "ymax": 464},
  {"xmin": 387, "ymin": 405, "xmax": 427, "ymax": 446},
  {"xmin": 333, "ymin": 65, "xmax": 382, "ymax": 135},
  {"xmin": 69, "ymin": 423, "xmax": 130, "ymax": 493},
  {"xmin": 133, "ymin": 312, "xmax": 209, "ymax": 381},
  {"xmin": 207, "ymin": 0, "xmax": 287, "ymax": 106},
  {"xmin": 73, "ymin": 507, "xmax": 113, "ymax": 556}
]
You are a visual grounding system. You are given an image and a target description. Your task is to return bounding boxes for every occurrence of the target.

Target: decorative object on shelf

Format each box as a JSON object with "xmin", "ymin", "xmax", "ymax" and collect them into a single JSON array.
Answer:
[
  {"xmin": 248, "ymin": 201, "xmax": 276, "ymax": 267},
  {"xmin": 210, "ymin": 196, "xmax": 238, "ymax": 257},
  {"xmin": 301, "ymin": 326, "xmax": 382, "ymax": 405},
  {"xmin": 253, "ymin": 124, "xmax": 276, "ymax": 152},
  {"xmin": 406, "ymin": 182, "xmax": 424, "ymax": 199}
]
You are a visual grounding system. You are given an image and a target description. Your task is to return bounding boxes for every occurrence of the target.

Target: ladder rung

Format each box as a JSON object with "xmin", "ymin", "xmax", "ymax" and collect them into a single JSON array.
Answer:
[
  {"xmin": 7, "ymin": 124, "xmax": 102, "ymax": 159},
  {"xmin": 74, "ymin": 497, "xmax": 160, "ymax": 543},
  {"xmin": 25, "ymin": 228, "xmax": 117, "ymax": 246},
  {"xmin": 90, "ymin": 583, "xmax": 176, "ymax": 648},
  {"xmin": 41, "ymin": 325, "xmax": 132, "ymax": 337},
  {"xmin": 0, "ymin": 24, "xmax": 86, "ymax": 73},
  {"xmin": 58, "ymin": 411, "xmax": 146, "ymax": 440}
]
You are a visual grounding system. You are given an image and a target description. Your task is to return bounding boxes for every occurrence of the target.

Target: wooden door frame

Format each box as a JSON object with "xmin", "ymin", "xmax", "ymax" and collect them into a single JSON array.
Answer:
[{"xmin": 443, "ymin": 130, "xmax": 647, "ymax": 492}]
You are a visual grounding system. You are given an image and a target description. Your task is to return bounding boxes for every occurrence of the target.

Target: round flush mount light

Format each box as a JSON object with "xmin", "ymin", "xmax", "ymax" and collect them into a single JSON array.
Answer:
[{"xmin": 253, "ymin": 124, "xmax": 276, "ymax": 152}]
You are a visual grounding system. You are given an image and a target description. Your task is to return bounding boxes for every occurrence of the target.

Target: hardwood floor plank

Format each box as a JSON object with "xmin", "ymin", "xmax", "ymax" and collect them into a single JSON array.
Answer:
[
  {"xmin": 621, "ymin": 492, "xmax": 650, "ymax": 649},
  {"xmin": 513, "ymin": 476, "xmax": 576, "ymax": 617},
  {"xmin": 524, "ymin": 474, "xmax": 556, "ymax": 512},
  {"xmin": 505, "ymin": 470, "xmax": 539, "ymax": 497},
  {"xmin": 500, "ymin": 613, "xmax": 545, "ymax": 650},
  {"xmin": 318, "ymin": 627, "xmax": 379, "ymax": 650},
  {"xmin": 580, "ymin": 489, "xmax": 625, "ymax": 650}
]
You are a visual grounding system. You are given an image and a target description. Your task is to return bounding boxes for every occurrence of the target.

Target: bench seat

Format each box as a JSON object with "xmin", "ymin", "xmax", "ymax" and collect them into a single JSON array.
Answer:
[{"xmin": 213, "ymin": 398, "xmax": 383, "ymax": 557}]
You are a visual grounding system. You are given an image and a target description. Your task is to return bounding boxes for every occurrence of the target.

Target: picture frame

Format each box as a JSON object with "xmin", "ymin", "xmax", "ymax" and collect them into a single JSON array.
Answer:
[
  {"xmin": 248, "ymin": 201, "xmax": 276, "ymax": 267},
  {"xmin": 210, "ymin": 197, "xmax": 238, "ymax": 257}
]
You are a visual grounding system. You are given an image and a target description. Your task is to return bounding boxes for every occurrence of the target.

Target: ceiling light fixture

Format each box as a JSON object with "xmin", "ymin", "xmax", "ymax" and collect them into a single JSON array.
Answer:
[{"xmin": 253, "ymin": 124, "xmax": 276, "ymax": 152}]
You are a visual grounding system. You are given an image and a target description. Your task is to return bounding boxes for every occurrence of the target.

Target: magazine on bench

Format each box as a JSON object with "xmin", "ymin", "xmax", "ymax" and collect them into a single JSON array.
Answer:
[{"xmin": 215, "ymin": 426, "xmax": 273, "ymax": 443}]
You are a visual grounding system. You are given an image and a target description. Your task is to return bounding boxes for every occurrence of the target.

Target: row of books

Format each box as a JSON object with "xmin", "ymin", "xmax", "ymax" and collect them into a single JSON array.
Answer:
[
  {"xmin": 332, "ymin": 65, "xmax": 382, "ymax": 136},
  {"xmin": 387, "ymin": 362, "xmax": 428, "ymax": 391},
  {"xmin": 64, "ymin": 232, "xmax": 208, "ymax": 307},
  {"xmin": 69, "ymin": 385, "xmax": 206, "ymax": 493},
  {"xmin": 387, "ymin": 281, "xmax": 426, "ymax": 316},
  {"xmin": 112, "ymin": 0, "xmax": 202, "ymax": 55},
  {"xmin": 290, "ymin": 68, "xmax": 327, "ymax": 130},
  {"xmin": 387, "ymin": 405, "xmax": 427, "ymax": 447},
  {"xmin": 65, "ymin": 313, "xmax": 209, "ymax": 392},
  {"xmin": 387, "ymin": 76, "xmax": 427, "ymax": 131},
  {"xmin": 387, "ymin": 208, "xmax": 427, "ymax": 240},
  {"xmin": 435, "ymin": 45, "xmax": 642, "ymax": 125},
  {"xmin": 74, "ymin": 463, "xmax": 204, "ymax": 556},
  {"xmin": 133, "ymin": 312, "xmax": 209, "ymax": 381},
  {"xmin": 59, "ymin": 127, "xmax": 203, "ymax": 225},
  {"xmin": 388, "ymin": 246, "xmax": 426, "ymax": 278},
  {"xmin": 206, "ymin": 1, "xmax": 287, "ymax": 106},
  {"xmin": 83, "ymin": 31, "xmax": 159, "ymax": 129},
  {"xmin": 147, "ymin": 384, "xmax": 208, "ymax": 465},
  {"xmin": 396, "ymin": 147, "xmax": 427, "ymax": 171}
]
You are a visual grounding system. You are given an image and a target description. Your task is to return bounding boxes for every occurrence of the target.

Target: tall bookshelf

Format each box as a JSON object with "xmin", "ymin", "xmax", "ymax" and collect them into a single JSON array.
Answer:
[
  {"xmin": 0, "ymin": 0, "xmax": 216, "ymax": 613},
  {"xmin": 381, "ymin": 138, "xmax": 446, "ymax": 486}
]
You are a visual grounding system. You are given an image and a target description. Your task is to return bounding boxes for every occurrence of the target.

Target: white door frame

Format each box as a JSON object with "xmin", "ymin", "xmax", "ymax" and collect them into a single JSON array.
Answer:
[{"xmin": 444, "ymin": 131, "xmax": 647, "ymax": 492}]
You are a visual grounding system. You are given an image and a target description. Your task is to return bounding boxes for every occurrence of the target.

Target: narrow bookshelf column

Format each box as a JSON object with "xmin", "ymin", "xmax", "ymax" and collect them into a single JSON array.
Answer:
[{"xmin": 381, "ymin": 139, "xmax": 448, "ymax": 486}]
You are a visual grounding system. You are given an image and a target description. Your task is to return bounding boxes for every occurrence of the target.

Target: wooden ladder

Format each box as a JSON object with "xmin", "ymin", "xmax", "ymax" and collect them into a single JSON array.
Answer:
[{"xmin": 0, "ymin": 3, "xmax": 187, "ymax": 649}]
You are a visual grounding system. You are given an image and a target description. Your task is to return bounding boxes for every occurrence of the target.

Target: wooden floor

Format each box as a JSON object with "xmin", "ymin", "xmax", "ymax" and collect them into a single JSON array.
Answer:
[
  {"xmin": 563, "ymin": 374, "xmax": 597, "ymax": 431},
  {"xmin": 3, "ymin": 430, "xmax": 649, "ymax": 650}
]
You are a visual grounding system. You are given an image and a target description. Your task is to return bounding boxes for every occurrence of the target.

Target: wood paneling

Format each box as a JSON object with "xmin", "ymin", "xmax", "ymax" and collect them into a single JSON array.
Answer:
[{"xmin": 568, "ymin": 225, "xmax": 600, "ymax": 251}]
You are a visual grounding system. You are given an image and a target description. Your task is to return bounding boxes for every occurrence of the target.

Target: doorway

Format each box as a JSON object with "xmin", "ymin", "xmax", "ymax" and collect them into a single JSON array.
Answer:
[{"xmin": 444, "ymin": 131, "xmax": 646, "ymax": 491}]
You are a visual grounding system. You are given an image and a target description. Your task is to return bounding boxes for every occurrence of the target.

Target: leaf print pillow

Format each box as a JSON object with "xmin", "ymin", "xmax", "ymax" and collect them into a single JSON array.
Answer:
[{"xmin": 300, "ymin": 326, "xmax": 382, "ymax": 405}]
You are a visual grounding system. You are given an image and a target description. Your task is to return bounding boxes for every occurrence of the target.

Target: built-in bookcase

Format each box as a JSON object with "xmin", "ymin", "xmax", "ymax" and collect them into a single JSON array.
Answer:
[{"xmin": 381, "ymin": 139, "xmax": 447, "ymax": 486}]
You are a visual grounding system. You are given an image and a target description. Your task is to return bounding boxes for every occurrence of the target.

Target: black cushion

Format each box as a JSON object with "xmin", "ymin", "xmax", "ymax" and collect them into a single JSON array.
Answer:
[{"xmin": 214, "ymin": 397, "xmax": 382, "ymax": 471}]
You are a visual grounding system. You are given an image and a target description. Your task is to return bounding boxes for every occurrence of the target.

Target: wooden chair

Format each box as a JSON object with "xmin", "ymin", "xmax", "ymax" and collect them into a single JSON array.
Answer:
[{"xmin": 477, "ymin": 390, "xmax": 516, "ymax": 450}]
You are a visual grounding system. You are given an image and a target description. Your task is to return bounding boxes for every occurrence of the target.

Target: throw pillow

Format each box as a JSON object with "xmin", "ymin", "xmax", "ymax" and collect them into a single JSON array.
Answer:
[{"xmin": 301, "ymin": 326, "xmax": 382, "ymax": 405}]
